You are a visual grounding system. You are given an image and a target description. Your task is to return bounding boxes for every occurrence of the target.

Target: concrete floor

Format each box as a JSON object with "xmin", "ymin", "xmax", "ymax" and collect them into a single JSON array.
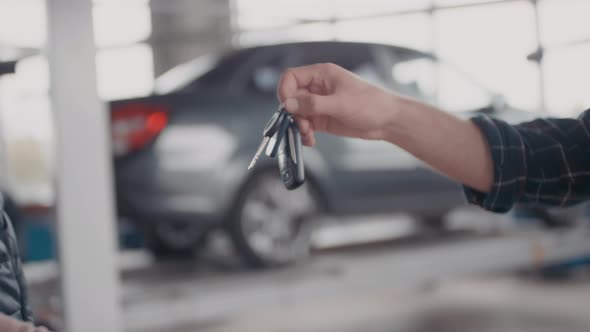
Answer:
[
  {"xmin": 25, "ymin": 213, "xmax": 590, "ymax": 332},
  {"xmin": 145, "ymin": 276, "xmax": 590, "ymax": 332}
]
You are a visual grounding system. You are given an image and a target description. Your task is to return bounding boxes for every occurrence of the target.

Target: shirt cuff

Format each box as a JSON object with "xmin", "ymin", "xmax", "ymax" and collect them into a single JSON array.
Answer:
[{"xmin": 462, "ymin": 115, "xmax": 527, "ymax": 213}]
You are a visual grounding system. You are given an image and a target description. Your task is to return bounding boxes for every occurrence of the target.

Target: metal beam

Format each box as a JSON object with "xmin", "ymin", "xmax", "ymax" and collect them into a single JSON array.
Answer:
[{"xmin": 46, "ymin": 0, "xmax": 121, "ymax": 331}]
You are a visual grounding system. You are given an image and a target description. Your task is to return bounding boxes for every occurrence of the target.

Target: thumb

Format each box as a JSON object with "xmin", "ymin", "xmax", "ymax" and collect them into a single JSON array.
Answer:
[{"xmin": 284, "ymin": 93, "xmax": 338, "ymax": 117}]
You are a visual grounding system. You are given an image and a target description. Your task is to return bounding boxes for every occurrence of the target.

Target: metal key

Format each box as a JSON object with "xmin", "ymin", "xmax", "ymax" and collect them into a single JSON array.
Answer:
[{"xmin": 248, "ymin": 107, "xmax": 286, "ymax": 170}]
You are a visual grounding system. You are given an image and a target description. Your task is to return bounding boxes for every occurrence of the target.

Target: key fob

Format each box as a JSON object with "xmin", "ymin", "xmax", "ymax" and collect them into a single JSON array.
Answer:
[
  {"xmin": 266, "ymin": 112, "xmax": 291, "ymax": 158},
  {"xmin": 278, "ymin": 118, "xmax": 305, "ymax": 190}
]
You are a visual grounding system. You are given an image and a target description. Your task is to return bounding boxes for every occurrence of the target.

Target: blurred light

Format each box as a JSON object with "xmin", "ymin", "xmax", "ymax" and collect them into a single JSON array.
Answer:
[
  {"xmin": 0, "ymin": 0, "xmax": 46, "ymax": 47},
  {"xmin": 333, "ymin": 0, "xmax": 431, "ymax": 17},
  {"xmin": 544, "ymin": 44, "xmax": 590, "ymax": 116},
  {"xmin": 434, "ymin": 0, "xmax": 506, "ymax": 6},
  {"xmin": 236, "ymin": 23, "xmax": 336, "ymax": 47},
  {"xmin": 435, "ymin": 1, "xmax": 540, "ymax": 111},
  {"xmin": 0, "ymin": 55, "xmax": 52, "ymax": 146},
  {"xmin": 539, "ymin": 0, "xmax": 590, "ymax": 47},
  {"xmin": 234, "ymin": 0, "xmax": 431, "ymax": 30},
  {"xmin": 9, "ymin": 56, "xmax": 50, "ymax": 96},
  {"xmin": 96, "ymin": 44, "xmax": 154, "ymax": 100},
  {"xmin": 92, "ymin": 0, "xmax": 148, "ymax": 4},
  {"xmin": 146, "ymin": 111, "xmax": 168, "ymax": 134},
  {"xmin": 335, "ymin": 14, "xmax": 433, "ymax": 51},
  {"xmin": 437, "ymin": 62, "xmax": 492, "ymax": 111},
  {"xmin": 0, "ymin": 84, "xmax": 52, "ymax": 142},
  {"xmin": 93, "ymin": 2, "xmax": 152, "ymax": 48},
  {"xmin": 154, "ymin": 54, "xmax": 219, "ymax": 95},
  {"xmin": 0, "ymin": 74, "xmax": 54, "ymax": 205}
]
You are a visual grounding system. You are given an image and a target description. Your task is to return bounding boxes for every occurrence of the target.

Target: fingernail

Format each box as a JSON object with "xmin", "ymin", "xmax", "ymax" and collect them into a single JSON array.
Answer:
[{"xmin": 284, "ymin": 98, "xmax": 299, "ymax": 112}]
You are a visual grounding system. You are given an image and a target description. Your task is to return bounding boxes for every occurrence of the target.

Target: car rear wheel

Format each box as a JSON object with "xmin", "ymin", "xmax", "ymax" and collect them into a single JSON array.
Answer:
[{"xmin": 229, "ymin": 169, "xmax": 319, "ymax": 268}]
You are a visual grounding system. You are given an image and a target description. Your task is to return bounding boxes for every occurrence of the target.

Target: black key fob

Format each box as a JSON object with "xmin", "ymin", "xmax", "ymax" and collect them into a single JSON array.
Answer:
[
  {"xmin": 266, "ymin": 111, "xmax": 290, "ymax": 158},
  {"xmin": 278, "ymin": 118, "xmax": 305, "ymax": 190}
]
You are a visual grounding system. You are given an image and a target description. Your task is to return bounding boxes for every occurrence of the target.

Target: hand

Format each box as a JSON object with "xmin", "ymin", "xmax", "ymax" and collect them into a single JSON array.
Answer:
[
  {"xmin": 277, "ymin": 63, "xmax": 399, "ymax": 146},
  {"xmin": 0, "ymin": 314, "xmax": 49, "ymax": 332}
]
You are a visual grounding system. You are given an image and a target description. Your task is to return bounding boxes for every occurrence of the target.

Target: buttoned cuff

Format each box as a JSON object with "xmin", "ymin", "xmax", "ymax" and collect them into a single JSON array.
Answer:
[{"xmin": 462, "ymin": 115, "xmax": 527, "ymax": 213}]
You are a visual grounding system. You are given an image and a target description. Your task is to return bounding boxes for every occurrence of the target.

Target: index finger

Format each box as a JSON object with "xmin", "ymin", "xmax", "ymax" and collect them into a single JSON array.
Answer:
[{"xmin": 277, "ymin": 64, "xmax": 324, "ymax": 102}]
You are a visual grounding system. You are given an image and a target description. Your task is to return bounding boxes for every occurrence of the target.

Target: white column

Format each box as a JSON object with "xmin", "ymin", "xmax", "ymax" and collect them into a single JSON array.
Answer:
[{"xmin": 46, "ymin": 1, "xmax": 121, "ymax": 332}]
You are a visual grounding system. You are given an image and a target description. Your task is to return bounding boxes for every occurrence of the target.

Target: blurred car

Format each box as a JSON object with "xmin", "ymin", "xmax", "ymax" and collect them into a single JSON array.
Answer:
[{"xmin": 110, "ymin": 41, "xmax": 534, "ymax": 267}]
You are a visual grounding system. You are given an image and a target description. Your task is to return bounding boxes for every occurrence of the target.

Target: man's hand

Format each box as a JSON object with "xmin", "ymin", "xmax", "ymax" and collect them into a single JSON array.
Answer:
[
  {"xmin": 277, "ymin": 63, "xmax": 493, "ymax": 193},
  {"xmin": 0, "ymin": 314, "xmax": 49, "ymax": 332},
  {"xmin": 277, "ymin": 63, "xmax": 399, "ymax": 146}
]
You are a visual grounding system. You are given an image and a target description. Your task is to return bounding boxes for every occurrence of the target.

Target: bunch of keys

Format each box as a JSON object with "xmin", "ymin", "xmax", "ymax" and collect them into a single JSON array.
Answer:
[{"xmin": 248, "ymin": 105, "xmax": 305, "ymax": 190}]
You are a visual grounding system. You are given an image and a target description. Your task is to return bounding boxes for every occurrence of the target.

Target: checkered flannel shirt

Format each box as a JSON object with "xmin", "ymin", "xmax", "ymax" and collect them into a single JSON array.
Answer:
[{"xmin": 463, "ymin": 108, "xmax": 590, "ymax": 213}]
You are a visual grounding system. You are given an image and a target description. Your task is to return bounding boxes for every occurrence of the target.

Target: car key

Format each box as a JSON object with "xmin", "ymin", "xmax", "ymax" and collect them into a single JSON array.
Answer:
[
  {"xmin": 277, "ymin": 117, "xmax": 305, "ymax": 190},
  {"xmin": 266, "ymin": 111, "xmax": 292, "ymax": 158},
  {"xmin": 248, "ymin": 106, "xmax": 286, "ymax": 170}
]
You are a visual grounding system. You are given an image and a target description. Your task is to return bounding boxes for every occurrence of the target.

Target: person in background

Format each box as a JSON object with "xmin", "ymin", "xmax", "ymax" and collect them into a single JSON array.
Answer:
[
  {"xmin": 278, "ymin": 63, "xmax": 590, "ymax": 210},
  {"xmin": 0, "ymin": 62, "xmax": 39, "ymax": 327}
]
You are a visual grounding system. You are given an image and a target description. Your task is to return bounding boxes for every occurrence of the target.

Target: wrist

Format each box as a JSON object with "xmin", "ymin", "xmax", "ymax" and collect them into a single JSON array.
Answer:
[{"xmin": 378, "ymin": 93, "xmax": 412, "ymax": 144}]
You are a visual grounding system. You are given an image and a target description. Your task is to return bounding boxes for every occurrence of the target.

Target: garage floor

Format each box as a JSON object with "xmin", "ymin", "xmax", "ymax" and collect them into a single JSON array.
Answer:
[
  {"xmin": 159, "ymin": 276, "xmax": 590, "ymax": 332},
  {"xmin": 26, "ymin": 214, "xmax": 590, "ymax": 332}
]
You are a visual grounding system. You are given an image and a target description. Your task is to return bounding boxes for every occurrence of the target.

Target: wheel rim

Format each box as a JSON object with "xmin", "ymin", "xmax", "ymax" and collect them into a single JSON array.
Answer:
[{"xmin": 240, "ymin": 175, "xmax": 317, "ymax": 264}]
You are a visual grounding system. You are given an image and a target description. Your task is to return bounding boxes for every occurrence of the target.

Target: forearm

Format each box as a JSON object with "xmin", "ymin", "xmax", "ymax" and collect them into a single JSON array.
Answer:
[{"xmin": 382, "ymin": 95, "xmax": 493, "ymax": 193}]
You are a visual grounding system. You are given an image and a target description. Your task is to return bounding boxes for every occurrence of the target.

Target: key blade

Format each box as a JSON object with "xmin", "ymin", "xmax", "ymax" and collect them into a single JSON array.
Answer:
[{"xmin": 248, "ymin": 136, "xmax": 270, "ymax": 170}]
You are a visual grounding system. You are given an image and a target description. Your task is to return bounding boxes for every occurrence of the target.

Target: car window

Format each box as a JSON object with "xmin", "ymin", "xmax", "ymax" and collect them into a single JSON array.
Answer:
[
  {"xmin": 296, "ymin": 43, "xmax": 395, "ymax": 90},
  {"xmin": 391, "ymin": 57, "xmax": 492, "ymax": 112},
  {"xmin": 241, "ymin": 50, "xmax": 286, "ymax": 96},
  {"xmin": 390, "ymin": 58, "xmax": 437, "ymax": 104},
  {"xmin": 156, "ymin": 49, "xmax": 258, "ymax": 94},
  {"xmin": 340, "ymin": 45, "xmax": 493, "ymax": 171},
  {"xmin": 196, "ymin": 49, "xmax": 256, "ymax": 89},
  {"xmin": 154, "ymin": 54, "xmax": 220, "ymax": 95},
  {"xmin": 297, "ymin": 43, "xmax": 372, "ymax": 70}
]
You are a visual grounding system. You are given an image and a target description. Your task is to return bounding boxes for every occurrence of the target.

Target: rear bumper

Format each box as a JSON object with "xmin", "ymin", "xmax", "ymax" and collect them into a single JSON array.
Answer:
[{"xmin": 113, "ymin": 149, "xmax": 245, "ymax": 227}]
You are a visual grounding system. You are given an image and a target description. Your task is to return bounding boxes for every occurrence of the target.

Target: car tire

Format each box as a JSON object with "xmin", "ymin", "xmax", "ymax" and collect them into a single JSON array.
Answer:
[
  {"xmin": 144, "ymin": 221, "xmax": 209, "ymax": 260},
  {"xmin": 228, "ymin": 168, "xmax": 320, "ymax": 268}
]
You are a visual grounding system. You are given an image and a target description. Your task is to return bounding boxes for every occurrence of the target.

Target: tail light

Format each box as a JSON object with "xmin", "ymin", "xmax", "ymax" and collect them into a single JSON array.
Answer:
[{"xmin": 111, "ymin": 103, "xmax": 169, "ymax": 156}]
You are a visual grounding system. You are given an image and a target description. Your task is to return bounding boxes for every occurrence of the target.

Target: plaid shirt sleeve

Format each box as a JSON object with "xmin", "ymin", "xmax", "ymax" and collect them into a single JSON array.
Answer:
[{"xmin": 463, "ymin": 108, "xmax": 590, "ymax": 213}]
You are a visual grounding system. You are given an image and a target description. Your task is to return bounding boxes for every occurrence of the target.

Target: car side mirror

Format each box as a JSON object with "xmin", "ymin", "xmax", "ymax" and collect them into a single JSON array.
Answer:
[{"xmin": 0, "ymin": 61, "xmax": 16, "ymax": 76}]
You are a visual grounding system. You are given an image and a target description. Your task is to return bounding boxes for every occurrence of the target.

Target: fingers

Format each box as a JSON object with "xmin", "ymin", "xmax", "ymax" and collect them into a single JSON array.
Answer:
[
  {"xmin": 277, "ymin": 63, "xmax": 339, "ymax": 101},
  {"xmin": 0, "ymin": 314, "xmax": 22, "ymax": 331},
  {"xmin": 278, "ymin": 63, "xmax": 344, "ymax": 146},
  {"xmin": 0, "ymin": 314, "xmax": 39, "ymax": 332},
  {"xmin": 277, "ymin": 64, "xmax": 321, "ymax": 101},
  {"xmin": 294, "ymin": 116, "xmax": 315, "ymax": 147},
  {"xmin": 284, "ymin": 93, "xmax": 337, "ymax": 117}
]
